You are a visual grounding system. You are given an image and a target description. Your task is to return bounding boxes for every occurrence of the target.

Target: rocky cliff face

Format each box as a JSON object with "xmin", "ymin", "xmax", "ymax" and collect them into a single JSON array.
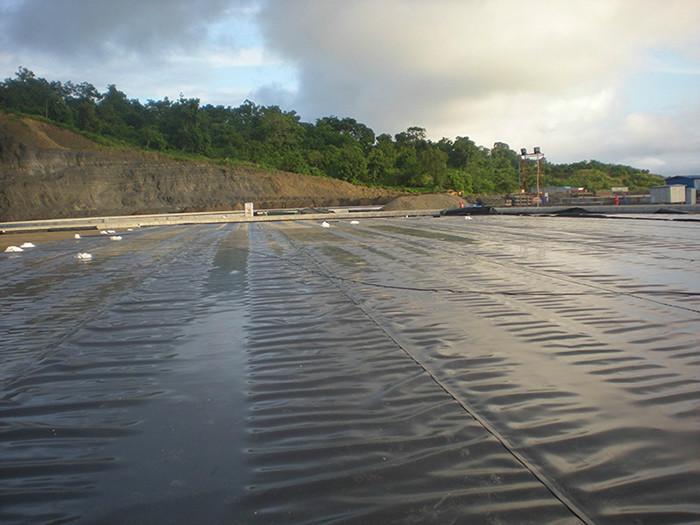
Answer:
[{"xmin": 0, "ymin": 113, "xmax": 397, "ymax": 221}]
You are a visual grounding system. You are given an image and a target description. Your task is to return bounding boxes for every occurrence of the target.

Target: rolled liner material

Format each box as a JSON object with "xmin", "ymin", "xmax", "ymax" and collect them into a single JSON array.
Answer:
[
  {"xmin": 0, "ymin": 216, "xmax": 698, "ymax": 524},
  {"xmin": 440, "ymin": 205, "xmax": 496, "ymax": 216}
]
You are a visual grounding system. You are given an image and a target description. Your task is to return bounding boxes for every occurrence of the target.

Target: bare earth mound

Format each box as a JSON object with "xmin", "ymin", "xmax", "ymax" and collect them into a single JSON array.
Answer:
[
  {"xmin": 382, "ymin": 193, "xmax": 465, "ymax": 211},
  {"xmin": 0, "ymin": 112, "xmax": 400, "ymax": 221}
]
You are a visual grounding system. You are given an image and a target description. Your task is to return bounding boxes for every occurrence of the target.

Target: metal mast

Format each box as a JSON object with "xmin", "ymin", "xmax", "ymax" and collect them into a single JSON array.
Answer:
[{"xmin": 519, "ymin": 147, "xmax": 544, "ymax": 205}]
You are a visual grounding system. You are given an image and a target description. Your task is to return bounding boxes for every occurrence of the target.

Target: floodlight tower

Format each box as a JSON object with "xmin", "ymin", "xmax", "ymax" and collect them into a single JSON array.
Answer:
[{"xmin": 518, "ymin": 147, "xmax": 545, "ymax": 205}]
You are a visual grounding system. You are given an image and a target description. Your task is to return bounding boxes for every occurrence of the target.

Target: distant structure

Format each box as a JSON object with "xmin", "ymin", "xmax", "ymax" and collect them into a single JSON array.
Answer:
[
  {"xmin": 519, "ymin": 146, "xmax": 545, "ymax": 197},
  {"xmin": 665, "ymin": 175, "xmax": 700, "ymax": 191},
  {"xmin": 650, "ymin": 185, "xmax": 687, "ymax": 204}
]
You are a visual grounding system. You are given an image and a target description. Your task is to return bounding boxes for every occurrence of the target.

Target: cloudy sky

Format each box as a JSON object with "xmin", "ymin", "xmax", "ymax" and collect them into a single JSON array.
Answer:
[{"xmin": 1, "ymin": 0, "xmax": 699, "ymax": 174}]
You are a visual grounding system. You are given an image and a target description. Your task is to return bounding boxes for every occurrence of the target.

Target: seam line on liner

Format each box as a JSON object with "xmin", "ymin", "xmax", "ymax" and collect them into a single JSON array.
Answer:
[
  {"xmin": 240, "ymin": 242, "xmax": 700, "ymax": 312},
  {"xmin": 250, "ymin": 219, "xmax": 700, "ymax": 315},
  {"xmin": 269, "ymin": 228, "xmax": 593, "ymax": 525},
  {"xmin": 318, "ymin": 258, "xmax": 593, "ymax": 524},
  {"xmin": 2, "ymin": 225, "xmax": 228, "ymax": 395},
  {"xmin": 368, "ymin": 218, "xmax": 700, "ymax": 316},
  {"xmin": 325, "ymin": 276, "xmax": 700, "ymax": 315}
]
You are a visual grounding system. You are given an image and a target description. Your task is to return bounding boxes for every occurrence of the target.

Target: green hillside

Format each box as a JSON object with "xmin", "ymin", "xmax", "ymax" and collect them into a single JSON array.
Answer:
[{"xmin": 1, "ymin": 68, "xmax": 664, "ymax": 194}]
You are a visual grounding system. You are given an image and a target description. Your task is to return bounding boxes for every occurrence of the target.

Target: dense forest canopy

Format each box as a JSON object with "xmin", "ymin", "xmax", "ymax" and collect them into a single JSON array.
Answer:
[{"xmin": 0, "ymin": 68, "xmax": 664, "ymax": 193}]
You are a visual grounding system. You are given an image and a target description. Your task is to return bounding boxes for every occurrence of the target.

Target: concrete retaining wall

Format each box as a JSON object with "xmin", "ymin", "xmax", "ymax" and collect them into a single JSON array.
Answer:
[{"xmin": 2, "ymin": 204, "xmax": 699, "ymax": 234}]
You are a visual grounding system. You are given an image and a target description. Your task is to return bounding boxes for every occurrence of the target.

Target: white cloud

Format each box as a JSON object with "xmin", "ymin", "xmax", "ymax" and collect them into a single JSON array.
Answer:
[
  {"xmin": 256, "ymin": 0, "xmax": 700, "ymax": 173},
  {"xmin": 2, "ymin": 0, "xmax": 700, "ymax": 173},
  {"xmin": 166, "ymin": 47, "xmax": 280, "ymax": 69},
  {"xmin": 0, "ymin": 0, "xmax": 288, "ymax": 107},
  {"xmin": 0, "ymin": 52, "xmax": 13, "ymax": 66},
  {"xmin": 629, "ymin": 156, "xmax": 667, "ymax": 169}
]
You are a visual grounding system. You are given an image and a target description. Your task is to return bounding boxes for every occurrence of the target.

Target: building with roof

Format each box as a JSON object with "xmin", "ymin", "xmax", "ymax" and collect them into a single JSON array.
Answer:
[{"xmin": 665, "ymin": 175, "xmax": 700, "ymax": 190}]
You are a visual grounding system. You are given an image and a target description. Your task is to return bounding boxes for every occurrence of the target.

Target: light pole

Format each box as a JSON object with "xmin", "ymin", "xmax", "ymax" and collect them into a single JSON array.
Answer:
[{"xmin": 519, "ymin": 147, "xmax": 544, "ymax": 206}]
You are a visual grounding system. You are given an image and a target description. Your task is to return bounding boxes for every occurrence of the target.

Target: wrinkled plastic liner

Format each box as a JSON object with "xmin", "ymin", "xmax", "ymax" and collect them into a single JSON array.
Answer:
[{"xmin": 1, "ymin": 216, "xmax": 698, "ymax": 524}]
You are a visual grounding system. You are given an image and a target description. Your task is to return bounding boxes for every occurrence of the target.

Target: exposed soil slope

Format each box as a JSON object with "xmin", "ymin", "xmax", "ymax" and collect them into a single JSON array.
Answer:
[
  {"xmin": 382, "ymin": 193, "xmax": 466, "ymax": 211},
  {"xmin": 0, "ymin": 112, "xmax": 399, "ymax": 221}
]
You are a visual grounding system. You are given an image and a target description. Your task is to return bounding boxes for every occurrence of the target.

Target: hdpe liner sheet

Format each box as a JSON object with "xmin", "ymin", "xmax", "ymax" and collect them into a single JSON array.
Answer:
[{"xmin": 1, "ymin": 216, "xmax": 698, "ymax": 524}]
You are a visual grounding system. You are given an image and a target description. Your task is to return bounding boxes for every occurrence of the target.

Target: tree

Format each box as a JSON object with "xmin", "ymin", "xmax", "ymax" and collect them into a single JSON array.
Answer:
[
  {"xmin": 416, "ymin": 146, "xmax": 448, "ymax": 187},
  {"xmin": 76, "ymin": 100, "xmax": 100, "ymax": 131},
  {"xmin": 0, "ymin": 69, "xmax": 666, "ymax": 194},
  {"xmin": 254, "ymin": 106, "xmax": 303, "ymax": 149},
  {"xmin": 446, "ymin": 168, "xmax": 474, "ymax": 194},
  {"xmin": 0, "ymin": 67, "xmax": 64, "ymax": 118},
  {"xmin": 395, "ymin": 126, "xmax": 426, "ymax": 146},
  {"xmin": 96, "ymin": 84, "xmax": 142, "ymax": 140},
  {"xmin": 367, "ymin": 134, "xmax": 397, "ymax": 183},
  {"xmin": 159, "ymin": 96, "xmax": 210, "ymax": 153},
  {"xmin": 139, "ymin": 125, "xmax": 167, "ymax": 150},
  {"xmin": 323, "ymin": 144, "xmax": 368, "ymax": 183},
  {"xmin": 447, "ymin": 136, "xmax": 478, "ymax": 169},
  {"xmin": 315, "ymin": 116, "xmax": 375, "ymax": 151}
]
